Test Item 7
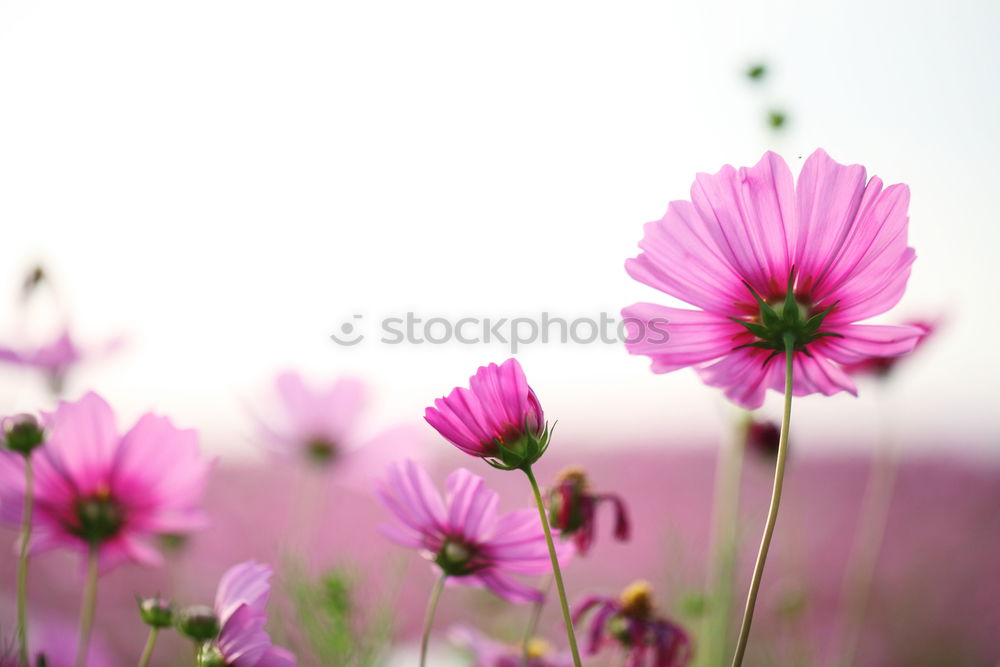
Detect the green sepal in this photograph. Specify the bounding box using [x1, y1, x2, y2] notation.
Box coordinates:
[482, 421, 553, 472]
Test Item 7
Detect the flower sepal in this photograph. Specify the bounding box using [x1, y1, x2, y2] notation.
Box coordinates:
[482, 420, 552, 472]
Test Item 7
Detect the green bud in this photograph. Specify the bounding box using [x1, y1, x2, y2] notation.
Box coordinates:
[3, 414, 45, 456]
[196, 644, 227, 667]
[177, 605, 220, 642]
[138, 596, 175, 628]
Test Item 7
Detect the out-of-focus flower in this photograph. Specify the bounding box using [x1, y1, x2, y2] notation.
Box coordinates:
[0, 614, 115, 667]
[256, 371, 365, 466]
[573, 581, 691, 667]
[425, 358, 549, 471]
[548, 467, 629, 555]
[0, 328, 122, 395]
[450, 625, 574, 667]
[0, 392, 211, 571]
[623, 149, 923, 409]
[191, 561, 296, 666]
[376, 459, 571, 603]
[840, 319, 936, 379]
[746, 419, 781, 459]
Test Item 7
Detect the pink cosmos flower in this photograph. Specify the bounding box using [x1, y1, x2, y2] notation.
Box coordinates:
[450, 625, 574, 667]
[573, 582, 691, 667]
[425, 359, 548, 470]
[840, 319, 936, 379]
[0, 328, 122, 396]
[623, 149, 924, 408]
[204, 561, 296, 667]
[0, 392, 211, 571]
[548, 467, 630, 555]
[376, 459, 571, 603]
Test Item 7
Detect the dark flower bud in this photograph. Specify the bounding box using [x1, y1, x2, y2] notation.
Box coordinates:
[3, 414, 45, 456]
[138, 595, 175, 628]
[747, 420, 781, 459]
[177, 605, 220, 642]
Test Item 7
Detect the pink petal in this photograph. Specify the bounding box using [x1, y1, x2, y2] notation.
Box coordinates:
[621, 303, 744, 372]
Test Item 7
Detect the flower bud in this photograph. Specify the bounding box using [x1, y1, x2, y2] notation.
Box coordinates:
[196, 644, 227, 667]
[3, 414, 45, 456]
[138, 595, 174, 628]
[177, 605, 220, 642]
[747, 420, 781, 459]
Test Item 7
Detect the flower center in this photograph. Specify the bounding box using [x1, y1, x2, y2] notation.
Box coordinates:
[620, 580, 654, 619]
[305, 438, 338, 465]
[525, 637, 553, 658]
[434, 538, 479, 576]
[72, 489, 125, 544]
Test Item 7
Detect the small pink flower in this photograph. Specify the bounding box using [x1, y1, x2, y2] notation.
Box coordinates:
[0, 328, 122, 395]
[573, 581, 691, 667]
[256, 371, 367, 466]
[376, 459, 571, 603]
[425, 359, 548, 470]
[548, 467, 630, 555]
[623, 149, 923, 408]
[209, 561, 296, 667]
[840, 319, 936, 378]
[450, 625, 574, 667]
[0, 392, 212, 571]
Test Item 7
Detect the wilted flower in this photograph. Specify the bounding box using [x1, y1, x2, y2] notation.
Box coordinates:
[450, 625, 574, 667]
[840, 319, 936, 379]
[573, 581, 691, 667]
[425, 358, 549, 470]
[191, 561, 296, 666]
[623, 149, 923, 409]
[548, 467, 629, 555]
[0, 392, 211, 570]
[376, 459, 571, 603]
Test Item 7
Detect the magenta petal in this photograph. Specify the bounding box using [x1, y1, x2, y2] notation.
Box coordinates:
[622, 303, 744, 372]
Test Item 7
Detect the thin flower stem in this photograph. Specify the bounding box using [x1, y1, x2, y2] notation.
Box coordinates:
[730, 339, 795, 667]
[419, 572, 447, 667]
[835, 386, 898, 667]
[524, 466, 582, 667]
[75, 545, 100, 667]
[701, 410, 751, 667]
[519, 575, 553, 667]
[136, 628, 159, 667]
[16, 456, 35, 667]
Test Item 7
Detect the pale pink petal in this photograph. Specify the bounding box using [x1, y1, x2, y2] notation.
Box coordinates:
[621, 303, 744, 372]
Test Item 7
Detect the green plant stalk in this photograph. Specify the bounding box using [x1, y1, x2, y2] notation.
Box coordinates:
[75, 545, 100, 667]
[524, 465, 582, 667]
[730, 338, 795, 667]
[136, 627, 159, 667]
[17, 457, 35, 667]
[418, 573, 446, 667]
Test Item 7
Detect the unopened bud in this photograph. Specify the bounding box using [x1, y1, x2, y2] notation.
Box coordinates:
[138, 595, 174, 628]
[3, 414, 45, 456]
[177, 605, 220, 642]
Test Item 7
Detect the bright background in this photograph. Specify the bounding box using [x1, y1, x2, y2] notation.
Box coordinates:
[0, 0, 998, 456]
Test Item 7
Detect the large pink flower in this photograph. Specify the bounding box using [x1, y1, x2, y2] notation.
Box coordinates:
[210, 561, 296, 667]
[376, 459, 571, 603]
[0, 392, 211, 571]
[425, 359, 547, 469]
[623, 149, 924, 408]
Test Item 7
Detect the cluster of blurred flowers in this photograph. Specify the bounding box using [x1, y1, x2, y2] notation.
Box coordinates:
[0, 147, 938, 667]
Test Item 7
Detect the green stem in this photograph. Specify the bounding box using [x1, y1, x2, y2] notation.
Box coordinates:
[700, 411, 750, 667]
[730, 339, 795, 667]
[835, 386, 898, 667]
[519, 575, 553, 667]
[524, 466, 582, 667]
[137, 628, 159, 667]
[419, 572, 447, 667]
[17, 457, 34, 667]
[75, 545, 100, 667]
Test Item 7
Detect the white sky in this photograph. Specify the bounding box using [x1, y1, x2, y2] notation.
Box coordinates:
[0, 0, 997, 457]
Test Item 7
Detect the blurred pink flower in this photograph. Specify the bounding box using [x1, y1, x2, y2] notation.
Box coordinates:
[425, 358, 548, 469]
[450, 625, 574, 667]
[840, 319, 936, 379]
[0, 392, 211, 571]
[548, 467, 629, 555]
[211, 561, 296, 667]
[376, 459, 571, 603]
[0, 613, 114, 667]
[623, 149, 923, 408]
[257, 371, 366, 465]
[0, 328, 122, 396]
[573, 581, 691, 667]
